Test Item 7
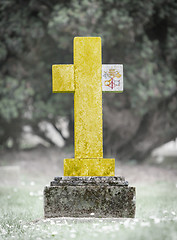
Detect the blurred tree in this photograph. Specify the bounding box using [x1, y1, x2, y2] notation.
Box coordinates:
[0, 0, 176, 161]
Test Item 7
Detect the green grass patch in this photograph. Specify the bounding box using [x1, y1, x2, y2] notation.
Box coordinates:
[0, 180, 177, 240]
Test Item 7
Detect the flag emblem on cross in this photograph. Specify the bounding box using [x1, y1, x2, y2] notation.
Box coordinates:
[102, 64, 123, 92]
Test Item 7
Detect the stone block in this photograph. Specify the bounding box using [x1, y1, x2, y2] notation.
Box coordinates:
[44, 176, 136, 218]
[64, 158, 115, 176]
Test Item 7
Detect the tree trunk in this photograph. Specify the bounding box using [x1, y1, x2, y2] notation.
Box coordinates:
[103, 90, 177, 161]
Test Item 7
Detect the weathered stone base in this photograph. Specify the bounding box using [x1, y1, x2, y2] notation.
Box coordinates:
[44, 177, 136, 218]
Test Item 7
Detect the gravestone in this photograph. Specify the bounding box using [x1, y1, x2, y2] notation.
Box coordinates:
[44, 37, 136, 218]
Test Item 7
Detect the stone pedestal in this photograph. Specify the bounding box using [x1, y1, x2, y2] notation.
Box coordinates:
[44, 176, 136, 218]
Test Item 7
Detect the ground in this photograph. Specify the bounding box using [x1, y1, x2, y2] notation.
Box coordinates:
[0, 147, 177, 240]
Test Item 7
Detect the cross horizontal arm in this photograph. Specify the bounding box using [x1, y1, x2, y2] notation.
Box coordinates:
[52, 64, 74, 93]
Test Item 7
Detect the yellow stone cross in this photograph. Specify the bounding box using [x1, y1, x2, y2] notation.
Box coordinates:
[52, 37, 123, 176]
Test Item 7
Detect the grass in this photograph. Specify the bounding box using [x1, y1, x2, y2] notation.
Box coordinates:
[0, 179, 177, 240]
[0, 147, 177, 239]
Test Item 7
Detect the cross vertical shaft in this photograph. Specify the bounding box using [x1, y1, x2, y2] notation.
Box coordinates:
[74, 37, 103, 158]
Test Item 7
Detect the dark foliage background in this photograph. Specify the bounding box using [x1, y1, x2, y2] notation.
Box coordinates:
[0, 0, 177, 161]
